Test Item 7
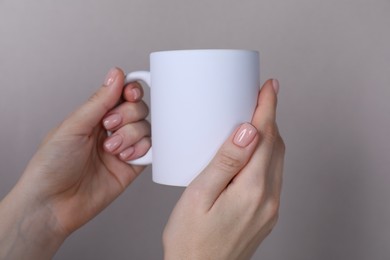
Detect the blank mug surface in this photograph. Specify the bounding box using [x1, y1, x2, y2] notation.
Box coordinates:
[128, 49, 259, 186]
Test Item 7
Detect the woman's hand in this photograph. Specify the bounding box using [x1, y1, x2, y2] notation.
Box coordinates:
[0, 68, 150, 259]
[163, 79, 285, 260]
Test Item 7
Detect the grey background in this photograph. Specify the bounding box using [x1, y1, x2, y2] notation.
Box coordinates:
[1, 0, 389, 259]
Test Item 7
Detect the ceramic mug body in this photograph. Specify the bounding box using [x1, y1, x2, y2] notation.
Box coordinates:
[127, 49, 259, 186]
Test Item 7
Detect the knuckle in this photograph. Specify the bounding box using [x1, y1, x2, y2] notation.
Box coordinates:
[122, 121, 151, 144]
[277, 136, 286, 155]
[135, 121, 150, 138]
[215, 148, 244, 172]
[267, 211, 279, 231]
[262, 121, 278, 144]
[141, 120, 151, 135]
[247, 190, 267, 207]
[120, 124, 138, 142]
[240, 183, 267, 212]
[88, 90, 110, 111]
[264, 197, 280, 222]
[272, 211, 280, 226]
[137, 119, 147, 128]
[127, 103, 138, 116]
[139, 137, 151, 148]
[144, 136, 152, 145]
[89, 90, 100, 101]
[130, 102, 149, 119]
[88, 91, 100, 104]
[132, 124, 142, 137]
[134, 137, 152, 156]
[140, 101, 149, 117]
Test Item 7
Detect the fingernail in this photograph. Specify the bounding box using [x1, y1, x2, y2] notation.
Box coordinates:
[103, 114, 122, 129]
[131, 88, 141, 101]
[104, 68, 118, 86]
[120, 147, 135, 161]
[233, 123, 257, 148]
[272, 79, 279, 94]
[104, 134, 122, 152]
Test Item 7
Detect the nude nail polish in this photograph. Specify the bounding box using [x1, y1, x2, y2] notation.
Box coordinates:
[104, 135, 122, 152]
[233, 123, 257, 147]
[103, 114, 122, 129]
[131, 88, 141, 101]
[104, 68, 117, 86]
[272, 79, 279, 94]
[120, 147, 135, 160]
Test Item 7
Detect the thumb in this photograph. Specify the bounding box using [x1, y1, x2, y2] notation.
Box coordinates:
[65, 68, 125, 134]
[188, 123, 259, 209]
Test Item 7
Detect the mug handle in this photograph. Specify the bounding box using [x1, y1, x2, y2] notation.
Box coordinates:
[122, 71, 153, 165]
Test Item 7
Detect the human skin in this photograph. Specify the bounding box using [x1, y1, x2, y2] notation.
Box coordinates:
[0, 68, 150, 259]
[0, 69, 284, 260]
[163, 79, 285, 260]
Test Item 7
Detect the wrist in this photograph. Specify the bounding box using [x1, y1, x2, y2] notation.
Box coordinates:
[0, 183, 66, 259]
[164, 247, 203, 260]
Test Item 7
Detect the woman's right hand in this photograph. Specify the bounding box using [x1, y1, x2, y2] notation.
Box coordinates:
[163, 79, 285, 260]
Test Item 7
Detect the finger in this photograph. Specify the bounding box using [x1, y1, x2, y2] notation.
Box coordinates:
[252, 79, 278, 128]
[99, 147, 143, 191]
[64, 68, 125, 134]
[234, 79, 280, 188]
[103, 120, 151, 154]
[123, 82, 144, 102]
[267, 129, 285, 197]
[102, 101, 149, 131]
[125, 137, 151, 176]
[187, 123, 259, 210]
[120, 136, 151, 161]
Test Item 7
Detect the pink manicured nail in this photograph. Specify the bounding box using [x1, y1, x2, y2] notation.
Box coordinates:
[103, 114, 122, 129]
[272, 79, 279, 94]
[104, 135, 122, 152]
[120, 147, 135, 161]
[131, 88, 141, 101]
[233, 123, 257, 148]
[104, 68, 118, 86]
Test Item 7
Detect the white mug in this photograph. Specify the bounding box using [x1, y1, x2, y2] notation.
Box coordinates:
[127, 49, 259, 186]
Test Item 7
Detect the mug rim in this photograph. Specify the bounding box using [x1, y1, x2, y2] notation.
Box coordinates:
[151, 49, 259, 56]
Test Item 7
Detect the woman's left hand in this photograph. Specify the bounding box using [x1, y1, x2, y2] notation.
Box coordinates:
[0, 68, 150, 259]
